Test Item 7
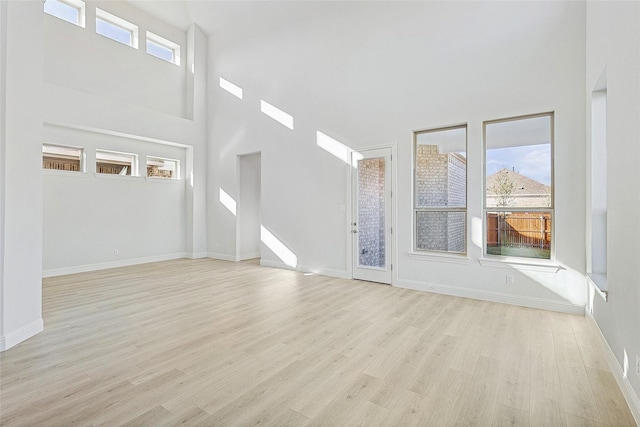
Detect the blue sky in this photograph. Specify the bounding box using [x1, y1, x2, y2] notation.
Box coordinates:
[486, 144, 551, 186]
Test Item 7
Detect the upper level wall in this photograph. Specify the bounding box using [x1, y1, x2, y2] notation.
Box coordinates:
[44, 0, 188, 118]
[586, 0, 640, 412]
[207, 1, 587, 310]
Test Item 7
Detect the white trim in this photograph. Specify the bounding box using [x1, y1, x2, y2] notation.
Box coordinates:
[95, 7, 139, 49]
[186, 252, 208, 259]
[43, 122, 189, 149]
[260, 258, 297, 271]
[0, 318, 44, 352]
[42, 253, 187, 277]
[146, 31, 180, 66]
[237, 252, 260, 261]
[397, 278, 584, 315]
[586, 313, 640, 425]
[298, 264, 349, 280]
[207, 252, 239, 262]
[409, 252, 470, 265]
[42, 169, 88, 177]
[478, 257, 563, 273]
[587, 273, 608, 301]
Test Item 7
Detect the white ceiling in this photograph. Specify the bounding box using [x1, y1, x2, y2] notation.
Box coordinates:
[127, 1, 312, 36]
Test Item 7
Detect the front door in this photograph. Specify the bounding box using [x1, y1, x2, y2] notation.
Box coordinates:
[352, 147, 392, 284]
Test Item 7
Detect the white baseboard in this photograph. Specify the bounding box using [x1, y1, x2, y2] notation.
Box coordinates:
[258, 259, 349, 279]
[207, 252, 239, 262]
[186, 252, 208, 259]
[586, 313, 640, 425]
[260, 258, 297, 271]
[238, 252, 260, 261]
[0, 318, 44, 352]
[298, 264, 349, 279]
[42, 253, 187, 277]
[397, 278, 585, 315]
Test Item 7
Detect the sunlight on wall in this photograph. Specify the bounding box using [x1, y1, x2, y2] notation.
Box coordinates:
[316, 131, 349, 164]
[260, 100, 294, 130]
[261, 225, 298, 268]
[219, 188, 237, 216]
[219, 77, 243, 100]
[623, 349, 629, 379]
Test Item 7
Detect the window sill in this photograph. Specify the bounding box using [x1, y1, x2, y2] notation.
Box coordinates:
[408, 252, 470, 265]
[478, 257, 563, 273]
[588, 273, 608, 302]
[145, 176, 181, 183]
[43, 169, 87, 177]
[94, 173, 142, 181]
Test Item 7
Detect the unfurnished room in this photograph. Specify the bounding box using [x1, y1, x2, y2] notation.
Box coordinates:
[0, 0, 639, 425]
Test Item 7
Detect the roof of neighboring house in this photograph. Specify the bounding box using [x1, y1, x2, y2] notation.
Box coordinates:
[486, 168, 550, 195]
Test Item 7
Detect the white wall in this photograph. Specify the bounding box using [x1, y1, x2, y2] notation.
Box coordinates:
[44, 0, 187, 117]
[237, 152, 261, 260]
[1, 1, 208, 350]
[586, 0, 640, 415]
[208, 1, 587, 310]
[41, 1, 209, 268]
[0, 1, 44, 350]
[42, 125, 187, 275]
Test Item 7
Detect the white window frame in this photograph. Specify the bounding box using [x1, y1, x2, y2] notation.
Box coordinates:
[146, 156, 180, 180]
[43, 143, 85, 172]
[146, 31, 181, 66]
[96, 149, 138, 176]
[44, 0, 86, 28]
[483, 112, 555, 261]
[95, 8, 139, 49]
[413, 124, 468, 255]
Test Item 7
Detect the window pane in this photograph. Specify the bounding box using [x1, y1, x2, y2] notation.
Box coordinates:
[43, 144, 82, 172]
[44, 0, 80, 25]
[485, 115, 551, 208]
[96, 150, 135, 175]
[416, 211, 466, 253]
[147, 157, 178, 179]
[358, 157, 385, 268]
[486, 211, 551, 259]
[97, 18, 132, 46]
[147, 39, 174, 63]
[415, 127, 466, 208]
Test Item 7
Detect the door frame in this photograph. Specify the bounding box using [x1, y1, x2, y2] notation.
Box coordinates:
[346, 143, 397, 285]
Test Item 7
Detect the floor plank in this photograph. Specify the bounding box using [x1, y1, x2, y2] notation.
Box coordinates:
[0, 258, 635, 426]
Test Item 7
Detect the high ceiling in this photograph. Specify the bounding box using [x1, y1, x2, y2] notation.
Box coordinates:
[127, 1, 315, 36]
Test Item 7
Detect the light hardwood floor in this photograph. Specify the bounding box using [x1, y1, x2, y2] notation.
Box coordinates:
[0, 258, 636, 426]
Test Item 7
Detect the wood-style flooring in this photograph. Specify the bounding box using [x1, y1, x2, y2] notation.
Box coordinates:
[0, 258, 636, 426]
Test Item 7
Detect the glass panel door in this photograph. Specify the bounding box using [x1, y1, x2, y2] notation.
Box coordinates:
[352, 148, 392, 284]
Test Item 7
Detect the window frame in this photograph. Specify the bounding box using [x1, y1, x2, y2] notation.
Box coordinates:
[42, 143, 85, 173]
[146, 156, 180, 180]
[413, 124, 468, 255]
[95, 8, 139, 49]
[95, 149, 138, 176]
[482, 112, 555, 261]
[146, 31, 181, 66]
[43, 0, 86, 28]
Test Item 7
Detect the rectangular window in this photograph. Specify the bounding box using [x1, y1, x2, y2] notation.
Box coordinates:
[96, 150, 137, 176]
[146, 32, 180, 66]
[146, 156, 179, 179]
[44, 0, 85, 27]
[96, 8, 138, 48]
[484, 113, 553, 260]
[43, 144, 84, 172]
[414, 125, 467, 254]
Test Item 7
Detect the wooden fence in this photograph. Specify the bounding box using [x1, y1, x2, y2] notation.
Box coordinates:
[487, 212, 551, 249]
